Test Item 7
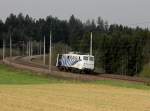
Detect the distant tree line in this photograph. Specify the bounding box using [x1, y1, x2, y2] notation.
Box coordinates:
[0, 13, 150, 76]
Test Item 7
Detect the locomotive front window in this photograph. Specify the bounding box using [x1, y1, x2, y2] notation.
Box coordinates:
[83, 56, 88, 60]
[90, 57, 94, 61]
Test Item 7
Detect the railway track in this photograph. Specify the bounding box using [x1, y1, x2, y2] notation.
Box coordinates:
[3, 56, 150, 84]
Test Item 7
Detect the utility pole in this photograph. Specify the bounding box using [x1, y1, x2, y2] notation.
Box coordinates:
[29, 40, 31, 57]
[49, 31, 52, 72]
[22, 41, 24, 56]
[31, 40, 33, 57]
[122, 56, 124, 75]
[28, 41, 30, 56]
[90, 32, 93, 55]
[40, 40, 42, 56]
[43, 36, 46, 65]
[3, 39, 5, 61]
[10, 34, 12, 58]
[26, 42, 29, 56]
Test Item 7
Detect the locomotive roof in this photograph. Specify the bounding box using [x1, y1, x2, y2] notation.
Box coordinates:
[61, 53, 94, 57]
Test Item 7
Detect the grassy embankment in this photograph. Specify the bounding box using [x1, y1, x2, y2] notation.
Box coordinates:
[0, 64, 72, 84]
[0, 64, 150, 90]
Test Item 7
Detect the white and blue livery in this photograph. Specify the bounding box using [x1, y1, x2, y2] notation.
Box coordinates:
[56, 52, 94, 73]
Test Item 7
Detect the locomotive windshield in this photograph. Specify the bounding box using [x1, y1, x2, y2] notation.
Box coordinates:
[90, 57, 94, 61]
[83, 56, 94, 61]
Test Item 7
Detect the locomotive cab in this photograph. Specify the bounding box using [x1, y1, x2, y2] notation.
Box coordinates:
[82, 55, 94, 71]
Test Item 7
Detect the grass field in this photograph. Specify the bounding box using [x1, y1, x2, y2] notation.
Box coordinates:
[0, 84, 150, 111]
[0, 64, 150, 111]
[0, 64, 72, 84]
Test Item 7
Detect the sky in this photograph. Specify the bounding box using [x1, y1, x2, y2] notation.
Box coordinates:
[0, 0, 150, 28]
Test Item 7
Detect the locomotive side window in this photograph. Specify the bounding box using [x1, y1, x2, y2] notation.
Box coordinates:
[58, 54, 62, 66]
[59, 55, 62, 59]
[83, 56, 88, 60]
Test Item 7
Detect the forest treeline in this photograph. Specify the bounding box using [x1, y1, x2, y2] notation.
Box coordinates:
[0, 13, 150, 76]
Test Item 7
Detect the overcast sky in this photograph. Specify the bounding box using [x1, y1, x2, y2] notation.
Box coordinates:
[0, 0, 150, 28]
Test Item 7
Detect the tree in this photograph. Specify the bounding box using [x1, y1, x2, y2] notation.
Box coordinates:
[0, 13, 150, 76]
